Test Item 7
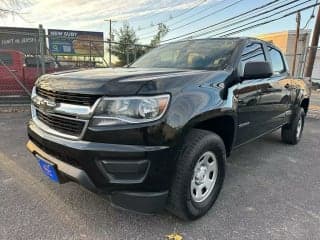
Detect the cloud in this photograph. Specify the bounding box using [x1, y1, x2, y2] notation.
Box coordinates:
[1, 0, 214, 31]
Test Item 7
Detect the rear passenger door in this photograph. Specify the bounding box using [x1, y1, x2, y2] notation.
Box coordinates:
[253, 45, 291, 133]
[235, 42, 266, 145]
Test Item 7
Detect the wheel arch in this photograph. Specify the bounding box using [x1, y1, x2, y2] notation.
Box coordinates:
[300, 98, 310, 114]
[184, 112, 237, 157]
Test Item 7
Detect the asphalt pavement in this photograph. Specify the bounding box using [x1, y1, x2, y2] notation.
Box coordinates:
[0, 105, 320, 239]
[311, 91, 320, 106]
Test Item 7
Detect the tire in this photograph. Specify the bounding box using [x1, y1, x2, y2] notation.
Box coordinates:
[167, 129, 226, 220]
[281, 107, 305, 145]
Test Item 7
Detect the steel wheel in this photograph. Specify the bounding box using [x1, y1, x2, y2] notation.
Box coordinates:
[168, 129, 226, 220]
[190, 151, 218, 203]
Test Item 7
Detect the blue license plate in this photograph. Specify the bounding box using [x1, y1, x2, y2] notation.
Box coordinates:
[37, 156, 60, 183]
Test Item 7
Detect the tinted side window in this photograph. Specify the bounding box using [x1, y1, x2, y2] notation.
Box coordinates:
[268, 47, 285, 74]
[0, 53, 13, 66]
[241, 43, 266, 64]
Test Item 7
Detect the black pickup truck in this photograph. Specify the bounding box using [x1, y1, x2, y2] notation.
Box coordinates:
[27, 38, 310, 220]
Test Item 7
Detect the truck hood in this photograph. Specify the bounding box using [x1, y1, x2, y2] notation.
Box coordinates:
[36, 68, 229, 96]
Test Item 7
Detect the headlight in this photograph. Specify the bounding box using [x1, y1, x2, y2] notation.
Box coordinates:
[90, 94, 170, 126]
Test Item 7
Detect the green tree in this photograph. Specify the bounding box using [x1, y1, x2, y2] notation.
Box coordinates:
[113, 22, 141, 66]
[150, 23, 169, 47]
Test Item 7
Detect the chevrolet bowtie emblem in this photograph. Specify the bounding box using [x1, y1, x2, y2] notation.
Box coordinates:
[32, 96, 57, 112]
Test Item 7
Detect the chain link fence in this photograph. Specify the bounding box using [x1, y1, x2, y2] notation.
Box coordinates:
[284, 46, 320, 88]
[283, 46, 319, 79]
[0, 27, 153, 101]
[46, 38, 152, 69]
[0, 29, 41, 98]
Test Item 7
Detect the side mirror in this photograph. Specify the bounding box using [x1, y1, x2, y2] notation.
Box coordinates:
[242, 61, 273, 80]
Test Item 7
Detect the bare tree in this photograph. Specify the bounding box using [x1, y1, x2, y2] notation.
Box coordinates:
[0, 0, 30, 18]
[150, 23, 169, 47]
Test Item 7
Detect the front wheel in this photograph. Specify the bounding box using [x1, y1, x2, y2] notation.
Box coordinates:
[281, 107, 305, 145]
[167, 129, 226, 220]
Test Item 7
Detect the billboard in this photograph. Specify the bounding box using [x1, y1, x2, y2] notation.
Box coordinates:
[0, 27, 45, 55]
[48, 29, 104, 57]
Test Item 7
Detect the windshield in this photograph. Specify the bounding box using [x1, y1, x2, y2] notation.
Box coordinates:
[131, 39, 239, 70]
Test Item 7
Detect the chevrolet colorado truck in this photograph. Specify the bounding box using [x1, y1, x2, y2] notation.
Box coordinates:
[27, 38, 310, 220]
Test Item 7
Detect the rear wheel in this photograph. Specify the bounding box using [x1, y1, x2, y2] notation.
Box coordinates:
[167, 129, 226, 220]
[281, 107, 305, 145]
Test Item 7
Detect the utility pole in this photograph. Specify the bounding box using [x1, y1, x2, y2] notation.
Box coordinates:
[305, 6, 320, 78]
[105, 19, 116, 68]
[89, 40, 92, 67]
[109, 19, 112, 68]
[292, 11, 301, 76]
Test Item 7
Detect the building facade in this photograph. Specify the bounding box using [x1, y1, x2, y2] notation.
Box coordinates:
[257, 30, 320, 81]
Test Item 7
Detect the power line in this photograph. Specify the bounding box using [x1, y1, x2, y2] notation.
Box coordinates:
[159, 0, 282, 43]
[157, 0, 207, 25]
[140, 0, 246, 40]
[136, 0, 206, 34]
[133, 5, 176, 31]
[165, 0, 226, 28]
[141, 0, 319, 45]
[218, 1, 320, 37]
[169, 0, 246, 32]
[138, 0, 226, 39]
[190, 0, 289, 38]
[211, 0, 311, 37]
[169, 0, 309, 40]
[198, 0, 308, 38]
[303, 0, 318, 29]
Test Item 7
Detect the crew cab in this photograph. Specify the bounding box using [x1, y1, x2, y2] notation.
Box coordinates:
[0, 49, 56, 95]
[27, 38, 310, 220]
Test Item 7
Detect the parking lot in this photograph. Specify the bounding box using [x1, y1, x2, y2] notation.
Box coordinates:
[1, 99, 320, 240]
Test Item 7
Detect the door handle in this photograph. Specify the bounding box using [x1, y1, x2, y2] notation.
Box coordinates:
[10, 70, 17, 73]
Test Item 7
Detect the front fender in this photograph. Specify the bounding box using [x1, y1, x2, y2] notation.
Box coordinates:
[164, 85, 237, 148]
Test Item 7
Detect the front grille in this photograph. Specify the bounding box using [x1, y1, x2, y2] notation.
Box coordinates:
[36, 110, 85, 137]
[36, 87, 99, 106]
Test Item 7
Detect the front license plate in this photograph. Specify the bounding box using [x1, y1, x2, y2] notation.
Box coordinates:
[37, 156, 60, 183]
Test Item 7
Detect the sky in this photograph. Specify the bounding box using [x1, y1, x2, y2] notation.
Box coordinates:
[0, 0, 319, 44]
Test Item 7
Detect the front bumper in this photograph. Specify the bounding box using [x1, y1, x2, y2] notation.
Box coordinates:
[27, 120, 177, 213]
